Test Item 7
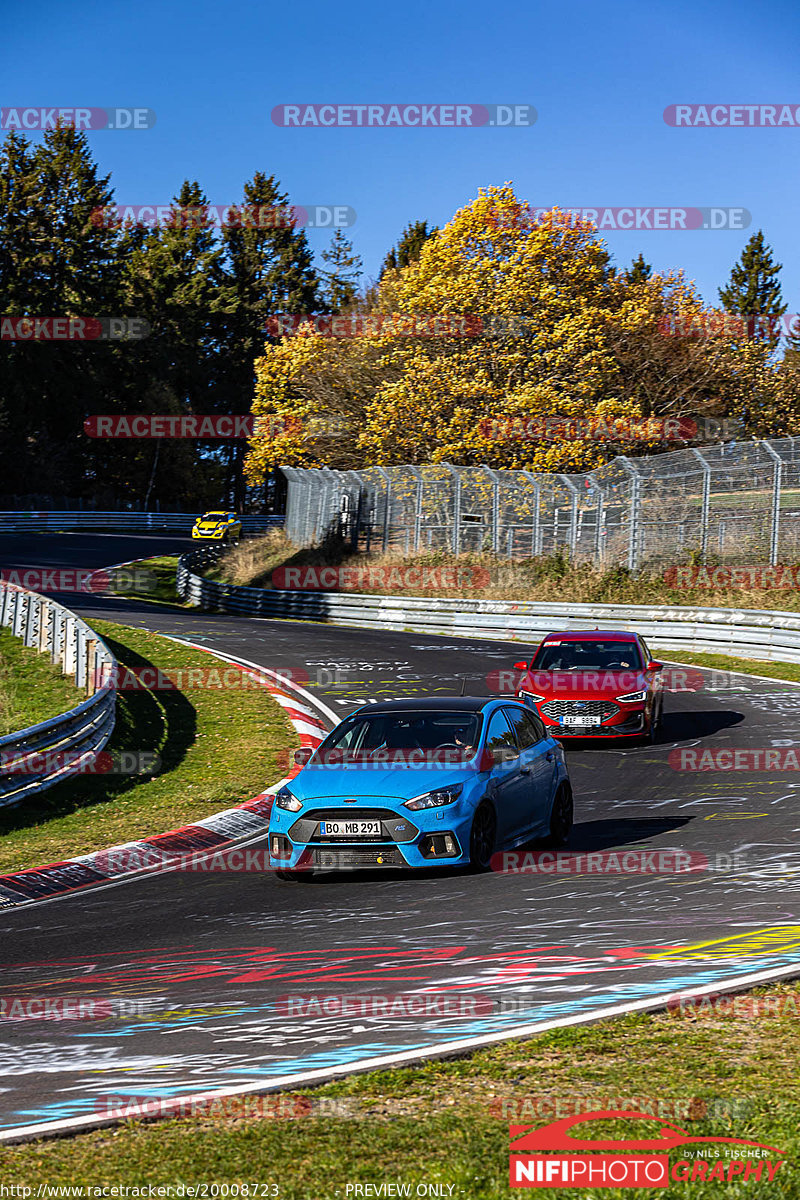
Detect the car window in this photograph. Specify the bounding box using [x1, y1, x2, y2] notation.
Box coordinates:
[532, 639, 642, 670]
[318, 711, 483, 758]
[505, 706, 546, 746]
[484, 708, 517, 753]
[503, 707, 535, 748]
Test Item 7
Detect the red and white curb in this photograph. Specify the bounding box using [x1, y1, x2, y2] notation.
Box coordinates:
[0, 639, 333, 907]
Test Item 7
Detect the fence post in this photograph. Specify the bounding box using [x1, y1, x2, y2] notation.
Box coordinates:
[618, 457, 641, 571]
[375, 467, 391, 553]
[521, 471, 542, 557]
[443, 463, 462, 554]
[483, 466, 502, 554]
[762, 441, 783, 566]
[691, 448, 711, 560]
[38, 600, 50, 653]
[23, 594, 37, 647]
[409, 467, 424, 552]
[558, 474, 579, 557]
[586, 472, 605, 560]
[85, 638, 98, 696]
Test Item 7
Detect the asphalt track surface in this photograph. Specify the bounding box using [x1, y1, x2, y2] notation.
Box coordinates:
[1, 533, 800, 1136]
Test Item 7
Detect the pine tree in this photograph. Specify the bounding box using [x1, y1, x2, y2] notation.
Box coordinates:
[0, 125, 124, 497]
[624, 253, 652, 284]
[380, 220, 438, 276]
[119, 179, 226, 508]
[320, 229, 362, 312]
[719, 230, 786, 343]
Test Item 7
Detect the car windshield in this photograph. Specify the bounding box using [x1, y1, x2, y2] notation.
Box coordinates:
[203, 512, 228, 520]
[313, 710, 483, 765]
[531, 639, 642, 670]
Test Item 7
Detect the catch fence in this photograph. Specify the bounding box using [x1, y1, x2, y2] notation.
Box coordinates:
[282, 439, 800, 569]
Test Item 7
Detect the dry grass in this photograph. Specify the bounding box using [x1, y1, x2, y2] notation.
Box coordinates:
[213, 534, 800, 610]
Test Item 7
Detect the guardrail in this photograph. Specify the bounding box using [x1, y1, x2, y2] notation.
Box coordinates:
[178, 546, 800, 666]
[0, 512, 283, 535]
[0, 585, 116, 808]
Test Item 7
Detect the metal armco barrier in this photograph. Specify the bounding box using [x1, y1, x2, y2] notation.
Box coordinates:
[0, 512, 283, 535]
[0, 585, 116, 807]
[177, 547, 800, 666]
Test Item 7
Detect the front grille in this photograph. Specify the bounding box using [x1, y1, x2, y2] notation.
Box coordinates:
[289, 809, 418, 844]
[541, 700, 619, 720]
[310, 846, 406, 869]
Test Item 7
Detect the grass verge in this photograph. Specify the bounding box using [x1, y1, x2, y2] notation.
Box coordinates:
[110, 555, 185, 606]
[1, 981, 799, 1195]
[0, 619, 296, 872]
[0, 625, 82, 736]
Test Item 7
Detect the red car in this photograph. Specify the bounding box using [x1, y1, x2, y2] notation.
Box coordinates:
[512, 630, 664, 742]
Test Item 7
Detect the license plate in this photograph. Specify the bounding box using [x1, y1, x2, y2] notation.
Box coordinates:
[319, 820, 382, 837]
[561, 714, 602, 727]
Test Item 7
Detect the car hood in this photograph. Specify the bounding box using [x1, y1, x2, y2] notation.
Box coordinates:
[520, 669, 648, 700]
[289, 764, 472, 802]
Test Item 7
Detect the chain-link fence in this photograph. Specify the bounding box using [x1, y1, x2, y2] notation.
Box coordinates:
[282, 438, 800, 569]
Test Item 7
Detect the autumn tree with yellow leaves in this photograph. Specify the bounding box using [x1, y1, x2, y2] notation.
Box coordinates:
[245, 185, 800, 483]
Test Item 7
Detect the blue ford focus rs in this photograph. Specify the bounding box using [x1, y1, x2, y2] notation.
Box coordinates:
[267, 697, 573, 876]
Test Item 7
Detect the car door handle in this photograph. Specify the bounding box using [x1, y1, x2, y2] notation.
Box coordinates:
[545, 751, 554, 762]
[520, 765, 532, 775]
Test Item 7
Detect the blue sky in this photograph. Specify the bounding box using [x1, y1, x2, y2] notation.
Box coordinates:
[3, 0, 799, 305]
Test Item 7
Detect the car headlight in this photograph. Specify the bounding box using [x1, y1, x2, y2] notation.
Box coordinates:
[404, 783, 463, 811]
[616, 689, 648, 703]
[276, 786, 302, 811]
[519, 690, 546, 702]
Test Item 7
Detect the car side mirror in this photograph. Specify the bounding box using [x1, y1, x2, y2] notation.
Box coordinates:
[513, 661, 528, 671]
[647, 661, 663, 672]
[293, 746, 314, 766]
[493, 744, 520, 765]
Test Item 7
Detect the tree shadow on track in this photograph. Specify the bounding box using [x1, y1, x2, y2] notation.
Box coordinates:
[563, 709, 744, 751]
[563, 815, 692, 853]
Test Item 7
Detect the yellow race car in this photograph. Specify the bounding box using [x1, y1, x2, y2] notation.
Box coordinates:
[191, 511, 242, 542]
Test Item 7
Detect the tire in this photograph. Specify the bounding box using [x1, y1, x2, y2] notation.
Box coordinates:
[543, 782, 573, 848]
[468, 803, 497, 871]
[644, 701, 662, 745]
